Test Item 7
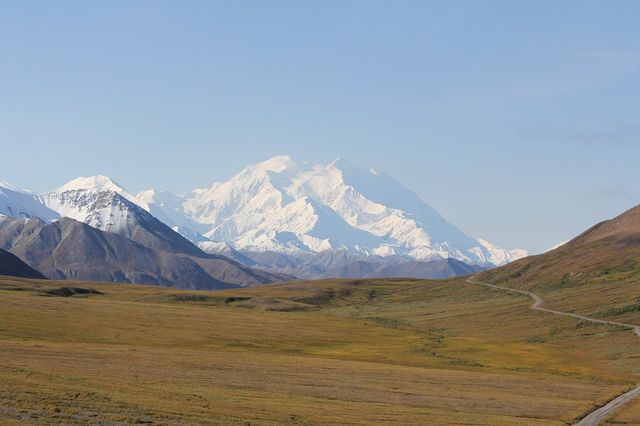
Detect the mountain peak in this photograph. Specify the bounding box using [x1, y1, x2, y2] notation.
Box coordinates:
[325, 157, 375, 177]
[0, 180, 16, 191]
[253, 155, 298, 173]
[55, 175, 127, 194]
[327, 157, 352, 169]
[180, 157, 526, 266]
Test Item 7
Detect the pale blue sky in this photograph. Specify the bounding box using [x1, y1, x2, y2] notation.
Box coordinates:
[1, 0, 639, 253]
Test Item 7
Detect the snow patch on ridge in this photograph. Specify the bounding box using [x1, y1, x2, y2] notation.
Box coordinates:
[0, 181, 60, 222]
[546, 240, 569, 252]
[43, 189, 143, 238]
[0, 180, 17, 191]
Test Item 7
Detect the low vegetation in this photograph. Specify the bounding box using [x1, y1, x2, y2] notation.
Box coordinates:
[0, 274, 639, 424]
[481, 206, 640, 330]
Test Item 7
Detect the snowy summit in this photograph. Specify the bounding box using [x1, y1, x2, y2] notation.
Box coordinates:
[174, 156, 526, 266]
[0, 158, 527, 267]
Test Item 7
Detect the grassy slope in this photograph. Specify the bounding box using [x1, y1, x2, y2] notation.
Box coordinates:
[0, 275, 639, 425]
[479, 209, 640, 328]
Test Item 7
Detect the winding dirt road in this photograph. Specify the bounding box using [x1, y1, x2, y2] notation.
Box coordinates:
[467, 277, 640, 425]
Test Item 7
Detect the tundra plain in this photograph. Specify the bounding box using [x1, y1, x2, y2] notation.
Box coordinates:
[0, 275, 639, 425]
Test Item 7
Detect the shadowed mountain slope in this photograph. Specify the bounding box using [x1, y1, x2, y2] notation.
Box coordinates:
[0, 247, 46, 279]
[0, 217, 235, 290]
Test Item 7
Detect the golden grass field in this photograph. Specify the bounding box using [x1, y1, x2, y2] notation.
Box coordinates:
[0, 275, 639, 425]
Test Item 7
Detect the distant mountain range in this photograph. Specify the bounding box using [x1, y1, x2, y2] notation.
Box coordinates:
[0, 180, 286, 288]
[0, 216, 285, 289]
[0, 156, 527, 285]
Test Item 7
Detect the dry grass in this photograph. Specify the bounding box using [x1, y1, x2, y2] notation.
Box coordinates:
[0, 275, 639, 424]
[609, 394, 640, 424]
[480, 221, 640, 328]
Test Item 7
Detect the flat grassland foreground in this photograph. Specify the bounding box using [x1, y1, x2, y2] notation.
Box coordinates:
[0, 275, 639, 425]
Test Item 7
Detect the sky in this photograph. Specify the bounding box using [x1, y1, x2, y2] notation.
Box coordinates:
[1, 0, 639, 254]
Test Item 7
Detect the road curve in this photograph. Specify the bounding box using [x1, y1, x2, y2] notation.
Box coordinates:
[466, 278, 640, 337]
[466, 277, 640, 425]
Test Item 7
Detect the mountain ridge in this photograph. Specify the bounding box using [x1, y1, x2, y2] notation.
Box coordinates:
[480, 203, 640, 293]
[1, 157, 527, 281]
[169, 156, 525, 266]
[0, 216, 281, 289]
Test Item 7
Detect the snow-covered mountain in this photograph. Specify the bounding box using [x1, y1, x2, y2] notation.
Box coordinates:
[0, 181, 59, 222]
[135, 189, 209, 240]
[167, 156, 526, 266]
[0, 175, 287, 287]
[55, 175, 134, 197]
[2, 157, 526, 279]
[41, 176, 207, 257]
